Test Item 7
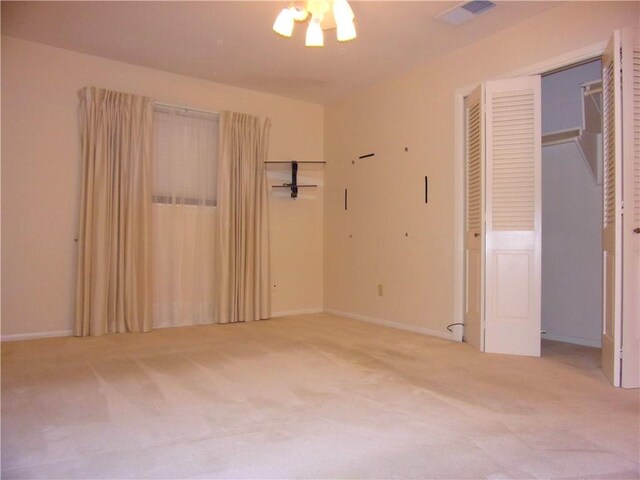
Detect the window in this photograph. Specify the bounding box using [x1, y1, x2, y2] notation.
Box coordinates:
[151, 104, 219, 328]
[153, 105, 219, 206]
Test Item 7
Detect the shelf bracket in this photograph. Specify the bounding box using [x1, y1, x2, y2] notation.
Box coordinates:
[265, 160, 325, 198]
[290, 161, 299, 198]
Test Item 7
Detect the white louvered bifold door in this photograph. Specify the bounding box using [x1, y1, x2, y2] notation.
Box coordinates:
[464, 85, 484, 351]
[484, 76, 541, 357]
[621, 29, 640, 389]
[602, 31, 623, 386]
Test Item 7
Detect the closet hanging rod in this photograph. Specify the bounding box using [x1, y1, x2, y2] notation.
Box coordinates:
[541, 128, 582, 147]
[154, 101, 219, 117]
[583, 86, 603, 96]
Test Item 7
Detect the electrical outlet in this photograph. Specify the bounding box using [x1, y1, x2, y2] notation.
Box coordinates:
[378, 284, 383, 297]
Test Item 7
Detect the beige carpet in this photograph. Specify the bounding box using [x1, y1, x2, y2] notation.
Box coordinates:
[2, 313, 639, 479]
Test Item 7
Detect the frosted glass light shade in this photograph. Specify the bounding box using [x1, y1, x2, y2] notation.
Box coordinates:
[305, 18, 324, 47]
[333, 0, 354, 24]
[337, 19, 356, 42]
[273, 8, 294, 37]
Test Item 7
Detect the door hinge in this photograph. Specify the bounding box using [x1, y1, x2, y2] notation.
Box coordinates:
[619, 348, 623, 359]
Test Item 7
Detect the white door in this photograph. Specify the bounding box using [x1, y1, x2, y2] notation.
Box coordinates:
[464, 86, 485, 350]
[602, 31, 624, 386]
[620, 29, 640, 388]
[463, 76, 542, 356]
[484, 76, 542, 356]
[602, 29, 640, 388]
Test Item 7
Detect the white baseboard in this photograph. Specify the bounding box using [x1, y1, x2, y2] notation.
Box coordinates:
[1, 310, 454, 343]
[154, 321, 212, 330]
[271, 308, 324, 318]
[1, 329, 73, 342]
[1, 312, 325, 341]
[324, 309, 455, 342]
[542, 332, 601, 348]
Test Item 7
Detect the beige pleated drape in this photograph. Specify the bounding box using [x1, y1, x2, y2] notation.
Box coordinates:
[215, 112, 271, 324]
[75, 87, 153, 336]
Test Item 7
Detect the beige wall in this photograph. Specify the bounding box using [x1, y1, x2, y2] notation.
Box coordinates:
[1, 36, 324, 337]
[323, 2, 638, 337]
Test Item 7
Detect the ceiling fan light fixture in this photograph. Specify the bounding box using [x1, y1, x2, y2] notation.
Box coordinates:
[274, 0, 355, 46]
[305, 17, 324, 47]
[273, 7, 295, 37]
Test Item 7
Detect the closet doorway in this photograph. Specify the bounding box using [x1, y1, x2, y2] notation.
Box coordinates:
[458, 29, 639, 387]
[541, 60, 603, 352]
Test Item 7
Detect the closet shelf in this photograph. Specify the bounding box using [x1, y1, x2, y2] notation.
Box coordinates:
[541, 79, 603, 185]
[542, 128, 602, 185]
[542, 128, 582, 147]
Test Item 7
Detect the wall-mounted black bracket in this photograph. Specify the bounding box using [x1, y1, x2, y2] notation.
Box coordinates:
[265, 161, 326, 198]
[425, 176, 428, 204]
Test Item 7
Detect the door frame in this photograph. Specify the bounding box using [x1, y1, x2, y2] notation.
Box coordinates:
[453, 40, 608, 345]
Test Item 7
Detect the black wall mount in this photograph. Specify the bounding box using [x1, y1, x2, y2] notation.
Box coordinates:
[265, 161, 326, 198]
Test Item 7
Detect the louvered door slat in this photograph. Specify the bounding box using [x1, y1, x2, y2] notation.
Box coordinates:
[603, 59, 617, 227]
[466, 102, 482, 231]
[490, 86, 535, 231]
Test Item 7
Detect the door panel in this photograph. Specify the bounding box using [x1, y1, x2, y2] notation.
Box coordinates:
[484, 76, 541, 357]
[602, 31, 623, 386]
[464, 86, 484, 350]
[495, 251, 531, 319]
[621, 29, 640, 388]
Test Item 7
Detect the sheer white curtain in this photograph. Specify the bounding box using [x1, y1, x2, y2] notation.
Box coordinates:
[152, 105, 218, 328]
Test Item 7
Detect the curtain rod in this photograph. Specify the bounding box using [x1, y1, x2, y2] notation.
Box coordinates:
[154, 101, 219, 117]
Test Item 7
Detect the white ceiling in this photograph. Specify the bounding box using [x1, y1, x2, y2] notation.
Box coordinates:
[1, 1, 560, 104]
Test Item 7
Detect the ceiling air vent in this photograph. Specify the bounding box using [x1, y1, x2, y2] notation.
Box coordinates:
[437, 1, 496, 26]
